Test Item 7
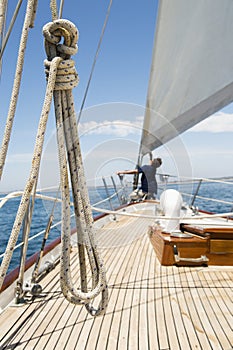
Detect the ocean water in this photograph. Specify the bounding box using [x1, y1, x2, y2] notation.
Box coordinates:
[0, 181, 232, 274]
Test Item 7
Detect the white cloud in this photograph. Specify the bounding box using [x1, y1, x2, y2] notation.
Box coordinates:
[78, 116, 143, 137]
[78, 111, 233, 136]
[189, 112, 233, 132]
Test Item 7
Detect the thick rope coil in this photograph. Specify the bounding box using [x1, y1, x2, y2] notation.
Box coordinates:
[43, 19, 108, 316]
[44, 59, 79, 90]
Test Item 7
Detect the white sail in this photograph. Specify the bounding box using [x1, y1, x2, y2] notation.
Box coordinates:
[140, 0, 233, 155]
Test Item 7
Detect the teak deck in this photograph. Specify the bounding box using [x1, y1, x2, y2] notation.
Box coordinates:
[0, 202, 232, 349]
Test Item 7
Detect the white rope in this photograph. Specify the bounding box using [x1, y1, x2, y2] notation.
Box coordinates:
[180, 191, 233, 206]
[0, 5, 108, 313]
[0, 0, 38, 179]
[0, 0, 7, 39]
[0, 191, 65, 209]
[43, 19, 108, 316]
[192, 177, 233, 186]
[0, 48, 61, 292]
[91, 205, 233, 221]
[166, 176, 233, 186]
[50, 0, 58, 21]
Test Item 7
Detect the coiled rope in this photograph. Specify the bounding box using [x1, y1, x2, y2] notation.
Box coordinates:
[43, 19, 108, 316]
[0, 10, 107, 315]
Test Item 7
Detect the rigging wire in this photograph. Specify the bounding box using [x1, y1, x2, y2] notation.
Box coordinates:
[77, 0, 113, 124]
[0, 0, 39, 180]
[0, 0, 7, 77]
[58, 0, 64, 19]
[0, 0, 25, 62]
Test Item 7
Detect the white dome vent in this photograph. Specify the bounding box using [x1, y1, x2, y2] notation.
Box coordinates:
[160, 189, 183, 233]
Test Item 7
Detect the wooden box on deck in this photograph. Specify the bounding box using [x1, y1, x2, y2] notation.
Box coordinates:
[148, 225, 233, 266]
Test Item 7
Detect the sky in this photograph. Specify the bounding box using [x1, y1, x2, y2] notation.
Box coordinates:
[0, 0, 232, 192]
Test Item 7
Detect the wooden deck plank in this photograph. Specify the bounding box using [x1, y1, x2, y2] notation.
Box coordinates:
[173, 267, 201, 349]
[117, 235, 148, 349]
[0, 263, 63, 345]
[0, 202, 232, 350]
[13, 255, 80, 349]
[154, 264, 170, 350]
[83, 239, 135, 349]
[121, 237, 146, 350]
[198, 269, 233, 350]
[1, 292, 56, 347]
[161, 266, 181, 350]
[101, 245, 135, 348]
[147, 251, 160, 350]
[138, 236, 153, 350]
[101, 242, 140, 350]
[178, 267, 208, 349]
[34, 299, 76, 349]
[184, 290, 210, 349]
[198, 269, 233, 348]
[12, 288, 63, 348]
[215, 271, 233, 329]
[51, 303, 78, 350]
[190, 269, 225, 349]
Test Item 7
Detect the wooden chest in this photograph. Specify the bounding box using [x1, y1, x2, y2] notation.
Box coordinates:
[148, 224, 233, 266]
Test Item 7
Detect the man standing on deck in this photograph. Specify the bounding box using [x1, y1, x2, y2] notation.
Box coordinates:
[117, 157, 162, 200]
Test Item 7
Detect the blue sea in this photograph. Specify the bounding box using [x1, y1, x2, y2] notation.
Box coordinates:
[0, 181, 232, 274]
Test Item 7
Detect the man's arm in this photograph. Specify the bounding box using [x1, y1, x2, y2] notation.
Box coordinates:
[116, 169, 138, 175]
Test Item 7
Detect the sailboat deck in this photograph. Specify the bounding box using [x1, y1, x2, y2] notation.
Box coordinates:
[0, 203, 232, 350]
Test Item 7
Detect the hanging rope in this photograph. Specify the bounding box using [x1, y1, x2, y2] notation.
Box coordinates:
[0, 0, 7, 41]
[0, 0, 38, 180]
[0, 56, 62, 292]
[43, 19, 108, 316]
[15, 182, 38, 301]
[50, 0, 58, 21]
[49, 0, 64, 21]
[0, 0, 108, 316]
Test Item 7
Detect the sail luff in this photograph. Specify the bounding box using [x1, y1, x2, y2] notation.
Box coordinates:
[140, 0, 233, 156]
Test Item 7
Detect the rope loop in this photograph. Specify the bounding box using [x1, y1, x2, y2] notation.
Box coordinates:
[43, 19, 79, 60]
[43, 19, 79, 91]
